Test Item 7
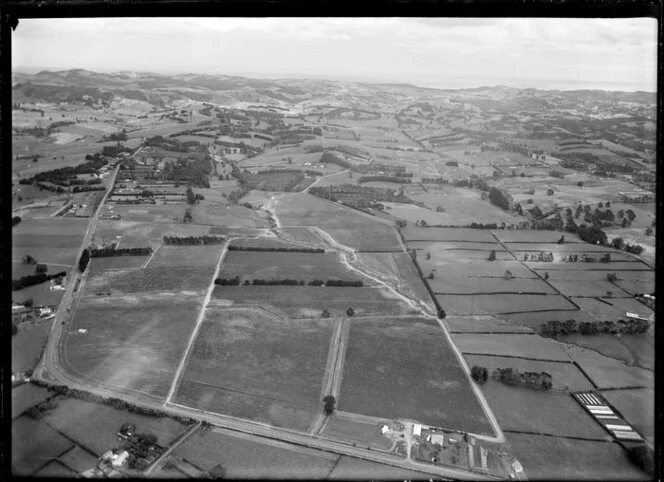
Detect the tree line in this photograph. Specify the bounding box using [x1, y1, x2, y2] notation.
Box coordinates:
[228, 245, 324, 253]
[492, 367, 553, 390]
[19, 156, 108, 185]
[12, 271, 67, 291]
[163, 235, 225, 245]
[28, 380, 196, 425]
[540, 318, 649, 337]
[90, 247, 153, 257]
[357, 175, 412, 184]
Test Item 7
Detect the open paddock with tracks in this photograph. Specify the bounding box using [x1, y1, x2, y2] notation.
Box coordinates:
[410, 247, 515, 261]
[505, 242, 623, 254]
[84, 266, 215, 296]
[229, 236, 315, 251]
[146, 245, 224, 269]
[504, 432, 648, 480]
[435, 293, 577, 316]
[63, 293, 204, 398]
[12, 217, 89, 266]
[451, 333, 570, 361]
[401, 226, 498, 243]
[274, 193, 403, 252]
[190, 204, 268, 228]
[218, 250, 366, 284]
[171, 427, 339, 479]
[173, 308, 332, 431]
[41, 396, 189, 456]
[410, 240, 506, 252]
[354, 252, 434, 307]
[339, 317, 494, 436]
[613, 271, 655, 295]
[275, 227, 330, 249]
[209, 285, 417, 319]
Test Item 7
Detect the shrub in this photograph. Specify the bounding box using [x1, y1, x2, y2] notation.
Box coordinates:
[471, 366, 489, 384]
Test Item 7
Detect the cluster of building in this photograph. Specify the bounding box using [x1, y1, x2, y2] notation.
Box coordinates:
[411, 424, 526, 480]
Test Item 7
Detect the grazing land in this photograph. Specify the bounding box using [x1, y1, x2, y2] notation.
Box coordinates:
[12, 416, 75, 475]
[12, 384, 54, 419]
[436, 293, 577, 315]
[64, 294, 204, 398]
[174, 308, 332, 431]
[451, 333, 570, 360]
[602, 389, 654, 442]
[504, 433, 648, 480]
[273, 192, 403, 251]
[210, 285, 416, 319]
[171, 427, 339, 479]
[339, 317, 494, 435]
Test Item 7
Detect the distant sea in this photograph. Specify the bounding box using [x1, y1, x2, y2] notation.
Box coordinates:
[416, 77, 656, 93]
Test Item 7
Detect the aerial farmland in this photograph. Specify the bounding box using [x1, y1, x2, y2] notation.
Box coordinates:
[11, 19, 656, 479]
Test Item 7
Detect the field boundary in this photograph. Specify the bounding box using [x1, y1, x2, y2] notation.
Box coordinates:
[461, 353, 573, 363]
[503, 429, 612, 442]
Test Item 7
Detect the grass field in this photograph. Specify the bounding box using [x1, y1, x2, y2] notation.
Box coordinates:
[492, 230, 584, 244]
[431, 277, 556, 295]
[500, 310, 597, 330]
[451, 333, 570, 361]
[42, 396, 188, 456]
[504, 432, 648, 480]
[84, 266, 215, 295]
[435, 293, 577, 315]
[11, 280, 65, 306]
[463, 355, 594, 392]
[13, 218, 88, 266]
[558, 334, 653, 372]
[58, 445, 99, 474]
[12, 323, 50, 373]
[12, 384, 53, 419]
[210, 285, 416, 318]
[274, 192, 403, 252]
[328, 455, 431, 480]
[146, 245, 224, 269]
[275, 227, 329, 249]
[415, 256, 536, 279]
[12, 416, 74, 475]
[172, 427, 338, 479]
[64, 293, 203, 398]
[444, 315, 535, 334]
[323, 413, 393, 451]
[218, 251, 366, 283]
[401, 226, 498, 243]
[33, 460, 78, 478]
[174, 308, 331, 431]
[602, 389, 654, 442]
[547, 279, 631, 298]
[93, 220, 211, 247]
[573, 297, 653, 321]
[480, 382, 609, 439]
[229, 236, 313, 250]
[563, 345, 654, 389]
[339, 317, 494, 436]
[88, 255, 151, 271]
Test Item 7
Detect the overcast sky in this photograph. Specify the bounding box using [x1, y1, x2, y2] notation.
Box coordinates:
[12, 17, 657, 91]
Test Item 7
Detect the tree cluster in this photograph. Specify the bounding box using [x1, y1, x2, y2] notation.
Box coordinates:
[12, 216, 21, 227]
[492, 368, 552, 390]
[488, 187, 511, 211]
[72, 185, 105, 193]
[12, 271, 66, 291]
[79, 248, 90, 272]
[215, 276, 241, 286]
[320, 151, 353, 169]
[471, 366, 489, 384]
[22, 156, 108, 184]
[228, 246, 324, 253]
[540, 318, 649, 337]
[163, 235, 225, 245]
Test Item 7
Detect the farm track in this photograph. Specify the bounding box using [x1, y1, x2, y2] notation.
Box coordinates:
[164, 240, 232, 404]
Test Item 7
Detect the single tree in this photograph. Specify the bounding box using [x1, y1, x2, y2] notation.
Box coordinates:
[544, 272, 549, 280]
[186, 187, 196, 204]
[425, 252, 431, 261]
[183, 207, 193, 223]
[607, 272, 618, 282]
[35, 263, 48, 274]
[346, 307, 355, 317]
[209, 464, 227, 479]
[612, 237, 625, 250]
[321, 308, 330, 319]
[323, 395, 336, 414]
[24, 254, 37, 265]
[557, 235, 565, 244]
[488, 250, 496, 261]
[23, 298, 34, 308]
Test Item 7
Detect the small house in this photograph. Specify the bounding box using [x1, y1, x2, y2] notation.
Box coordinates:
[412, 424, 422, 436]
[430, 433, 445, 446]
[111, 450, 129, 467]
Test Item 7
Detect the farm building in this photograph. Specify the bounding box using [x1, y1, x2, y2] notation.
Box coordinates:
[412, 424, 422, 436]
